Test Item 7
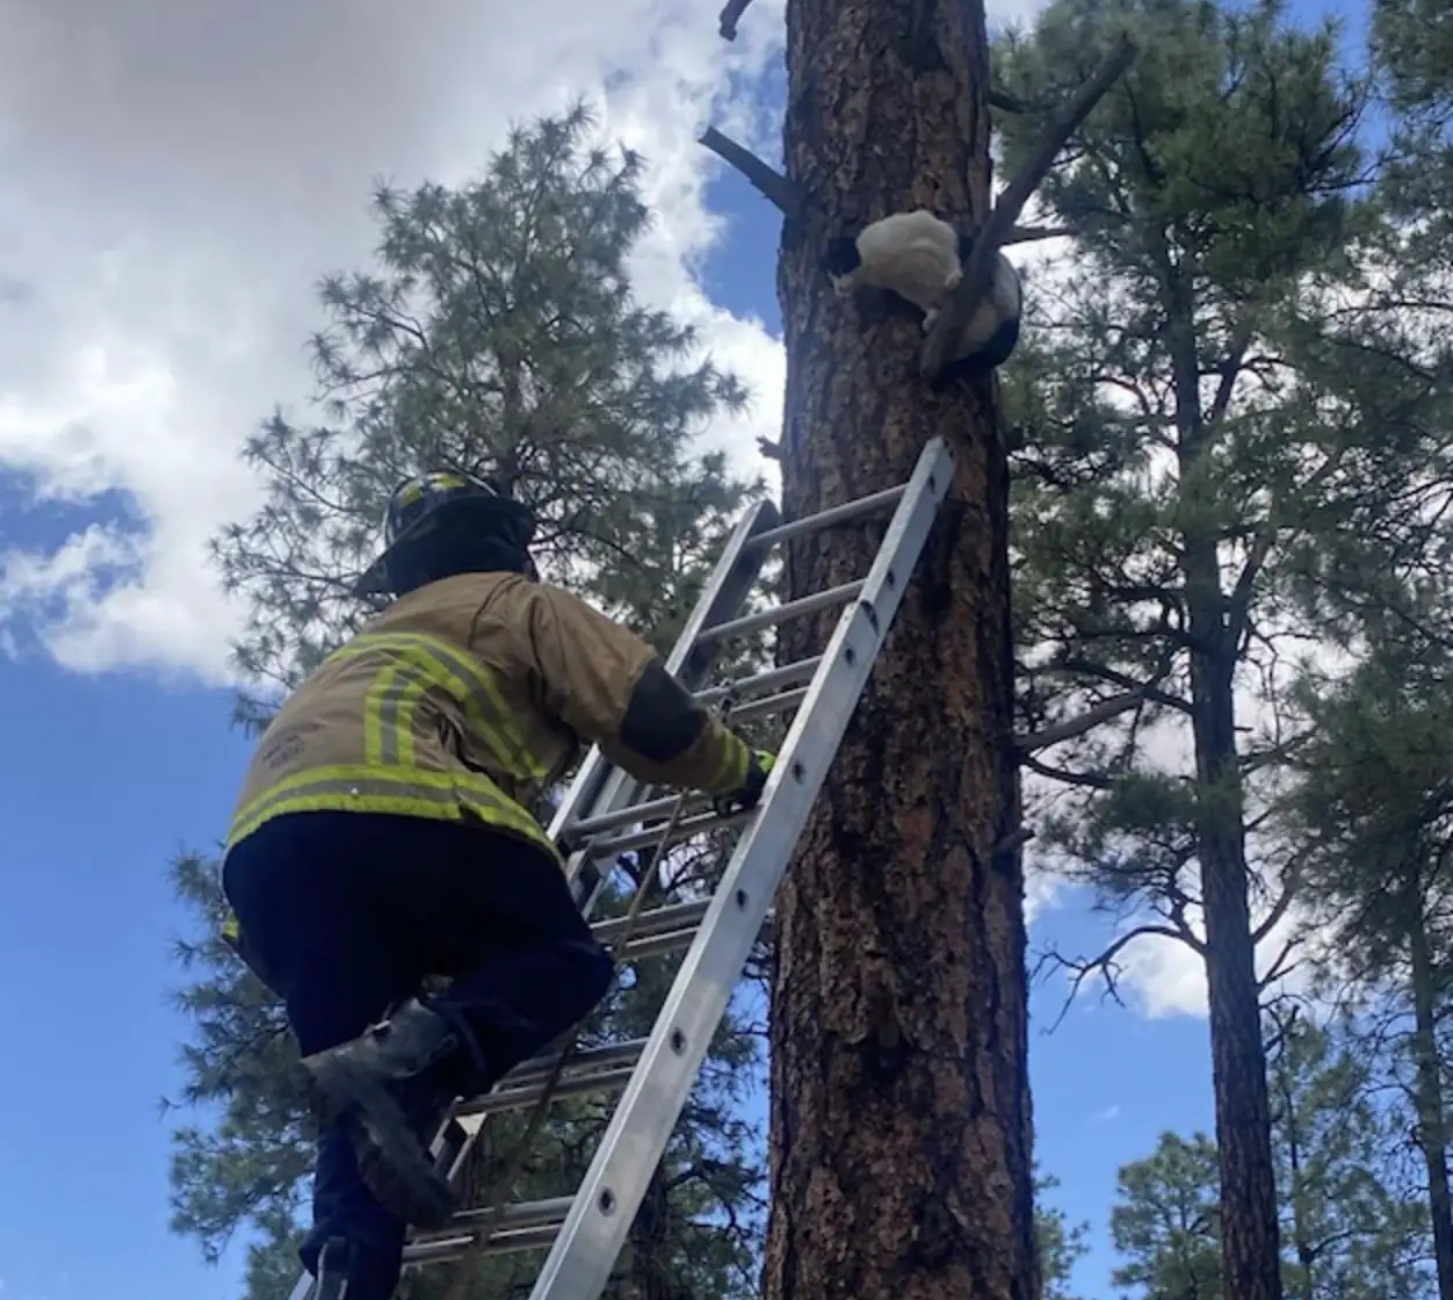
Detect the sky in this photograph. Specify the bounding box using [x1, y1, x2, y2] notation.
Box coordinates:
[0, 0, 1372, 1298]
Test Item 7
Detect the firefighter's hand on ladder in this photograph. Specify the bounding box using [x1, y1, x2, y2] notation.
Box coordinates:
[713, 749, 776, 818]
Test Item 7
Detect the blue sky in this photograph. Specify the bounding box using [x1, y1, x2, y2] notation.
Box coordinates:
[0, 0, 1374, 1297]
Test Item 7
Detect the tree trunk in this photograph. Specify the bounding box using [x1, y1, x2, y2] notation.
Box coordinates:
[624, 1166, 676, 1300]
[1407, 906, 1453, 1300]
[763, 1, 1035, 1299]
[1167, 273, 1282, 1300]
[1188, 639, 1282, 1300]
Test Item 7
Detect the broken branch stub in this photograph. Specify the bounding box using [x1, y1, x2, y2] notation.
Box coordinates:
[919, 32, 1138, 384]
[698, 126, 807, 221]
[719, 0, 755, 40]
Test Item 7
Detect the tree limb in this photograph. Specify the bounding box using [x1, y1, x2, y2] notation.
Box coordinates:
[989, 89, 1028, 113]
[698, 127, 806, 220]
[1252, 862, 1301, 944]
[1022, 753, 1114, 790]
[1035, 921, 1185, 1031]
[1015, 688, 1146, 753]
[718, 0, 754, 39]
[920, 32, 1138, 383]
[1004, 223, 1077, 245]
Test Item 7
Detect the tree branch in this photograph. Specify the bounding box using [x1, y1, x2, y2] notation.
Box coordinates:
[989, 89, 1028, 113]
[1035, 921, 1185, 1031]
[1004, 223, 1077, 245]
[1015, 688, 1146, 753]
[698, 127, 806, 220]
[718, 0, 754, 39]
[920, 32, 1138, 383]
[1022, 753, 1114, 790]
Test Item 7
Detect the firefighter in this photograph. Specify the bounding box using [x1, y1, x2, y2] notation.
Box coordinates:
[220, 470, 773, 1300]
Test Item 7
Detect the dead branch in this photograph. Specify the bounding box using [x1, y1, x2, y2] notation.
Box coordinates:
[995, 826, 1036, 857]
[1015, 688, 1145, 753]
[1022, 753, 1114, 790]
[1004, 223, 1076, 245]
[757, 436, 783, 461]
[698, 126, 807, 220]
[989, 89, 1028, 113]
[1252, 862, 1301, 945]
[718, 0, 754, 39]
[920, 32, 1138, 383]
[1035, 921, 1182, 1031]
[1045, 655, 1191, 714]
[1258, 937, 1301, 992]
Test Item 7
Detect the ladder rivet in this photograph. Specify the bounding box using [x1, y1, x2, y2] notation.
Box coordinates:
[599, 1189, 617, 1215]
[670, 1028, 687, 1054]
[735, 889, 748, 909]
[845, 646, 857, 665]
[886, 570, 896, 588]
[791, 762, 806, 782]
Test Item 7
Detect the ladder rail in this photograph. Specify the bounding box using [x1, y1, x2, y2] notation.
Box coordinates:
[526, 438, 954, 1300]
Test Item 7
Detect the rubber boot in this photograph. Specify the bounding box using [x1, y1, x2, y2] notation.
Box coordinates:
[303, 999, 464, 1229]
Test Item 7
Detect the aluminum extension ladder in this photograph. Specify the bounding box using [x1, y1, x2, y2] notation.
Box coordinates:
[288, 435, 953, 1300]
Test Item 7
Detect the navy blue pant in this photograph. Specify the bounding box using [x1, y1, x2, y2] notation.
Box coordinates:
[222, 810, 613, 1298]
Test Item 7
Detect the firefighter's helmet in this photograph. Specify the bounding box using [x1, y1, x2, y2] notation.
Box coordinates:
[352, 470, 536, 598]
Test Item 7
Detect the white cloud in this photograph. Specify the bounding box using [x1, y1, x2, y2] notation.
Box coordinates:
[0, 0, 1054, 683]
[1111, 882, 1313, 1021]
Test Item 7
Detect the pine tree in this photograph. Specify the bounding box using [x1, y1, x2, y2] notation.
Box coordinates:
[1037, 1171, 1091, 1300]
[992, 2, 1378, 1295]
[1112, 1132, 1225, 1300]
[211, 100, 757, 731]
[756, 0, 1043, 1293]
[164, 103, 775, 1300]
[1110, 1019, 1431, 1300]
[1287, 632, 1453, 1300]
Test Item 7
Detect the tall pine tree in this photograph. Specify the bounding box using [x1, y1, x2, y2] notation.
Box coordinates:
[164, 103, 775, 1300]
[993, 2, 1375, 1294]
[1110, 1017, 1431, 1300]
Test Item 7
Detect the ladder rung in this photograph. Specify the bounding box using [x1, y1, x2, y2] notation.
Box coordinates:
[410, 1197, 573, 1249]
[565, 677, 802, 848]
[570, 793, 712, 841]
[694, 655, 823, 707]
[608, 908, 776, 965]
[424, 1195, 573, 1239]
[405, 1224, 561, 1264]
[591, 899, 710, 944]
[726, 685, 808, 725]
[457, 1063, 639, 1118]
[696, 580, 865, 646]
[745, 483, 907, 552]
[493, 1037, 648, 1089]
[584, 806, 756, 860]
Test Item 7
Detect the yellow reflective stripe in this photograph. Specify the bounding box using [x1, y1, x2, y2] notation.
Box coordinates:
[331, 632, 548, 782]
[227, 764, 555, 856]
[704, 732, 751, 795]
[362, 659, 427, 768]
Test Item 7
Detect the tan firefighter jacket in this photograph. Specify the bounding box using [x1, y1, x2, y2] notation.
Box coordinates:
[225, 571, 754, 868]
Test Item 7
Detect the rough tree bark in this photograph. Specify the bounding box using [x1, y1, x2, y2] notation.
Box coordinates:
[762, 0, 1035, 1297]
[1167, 270, 1282, 1300]
[1407, 899, 1453, 1300]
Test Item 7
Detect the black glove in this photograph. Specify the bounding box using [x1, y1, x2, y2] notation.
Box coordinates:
[713, 749, 776, 817]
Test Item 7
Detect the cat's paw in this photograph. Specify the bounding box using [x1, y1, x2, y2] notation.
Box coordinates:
[921, 310, 938, 333]
[944, 268, 964, 291]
